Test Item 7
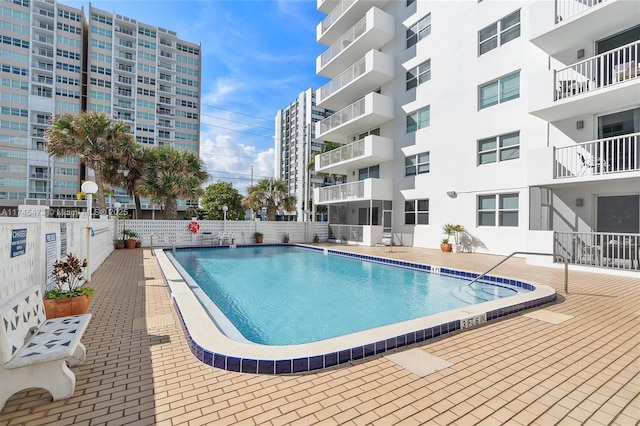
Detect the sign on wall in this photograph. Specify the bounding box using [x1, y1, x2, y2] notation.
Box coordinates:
[45, 233, 57, 290]
[10, 228, 27, 258]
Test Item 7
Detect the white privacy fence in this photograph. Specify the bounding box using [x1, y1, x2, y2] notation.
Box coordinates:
[0, 216, 114, 301]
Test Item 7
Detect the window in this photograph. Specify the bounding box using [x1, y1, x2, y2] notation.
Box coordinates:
[406, 106, 430, 132]
[478, 193, 519, 226]
[478, 10, 520, 55]
[358, 165, 379, 180]
[478, 132, 520, 165]
[405, 199, 429, 225]
[405, 152, 430, 176]
[406, 59, 431, 90]
[407, 14, 431, 48]
[479, 71, 519, 109]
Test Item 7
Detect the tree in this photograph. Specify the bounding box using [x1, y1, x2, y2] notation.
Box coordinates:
[137, 147, 209, 220]
[242, 178, 296, 221]
[103, 139, 147, 219]
[45, 112, 131, 214]
[201, 181, 244, 220]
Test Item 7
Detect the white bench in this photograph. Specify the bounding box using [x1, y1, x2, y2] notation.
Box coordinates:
[0, 285, 92, 411]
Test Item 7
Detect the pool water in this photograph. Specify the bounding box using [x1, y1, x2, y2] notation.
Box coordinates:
[172, 246, 529, 345]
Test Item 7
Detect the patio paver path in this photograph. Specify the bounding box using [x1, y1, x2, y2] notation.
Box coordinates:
[1, 245, 638, 425]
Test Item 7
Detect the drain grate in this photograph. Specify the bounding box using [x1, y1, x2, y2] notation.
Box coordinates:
[384, 348, 453, 377]
[523, 309, 573, 324]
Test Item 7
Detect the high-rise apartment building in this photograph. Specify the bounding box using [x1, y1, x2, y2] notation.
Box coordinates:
[312, 0, 639, 271]
[0, 0, 201, 216]
[275, 88, 333, 221]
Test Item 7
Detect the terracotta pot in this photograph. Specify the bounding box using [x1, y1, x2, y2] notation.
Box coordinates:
[440, 243, 453, 252]
[135, 241, 142, 248]
[255, 236, 263, 244]
[125, 239, 137, 249]
[283, 238, 289, 243]
[43, 295, 91, 319]
[115, 242, 124, 249]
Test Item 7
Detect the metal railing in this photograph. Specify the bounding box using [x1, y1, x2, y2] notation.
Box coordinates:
[318, 138, 366, 169]
[555, 231, 639, 272]
[554, 133, 640, 178]
[318, 97, 366, 135]
[467, 251, 569, 293]
[555, 0, 607, 23]
[320, 0, 356, 34]
[317, 181, 365, 203]
[320, 14, 367, 67]
[319, 57, 367, 101]
[555, 41, 639, 101]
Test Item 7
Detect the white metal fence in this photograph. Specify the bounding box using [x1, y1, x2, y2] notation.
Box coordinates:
[555, 231, 639, 271]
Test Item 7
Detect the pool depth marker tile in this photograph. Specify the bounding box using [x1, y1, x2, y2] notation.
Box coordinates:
[522, 309, 573, 324]
[384, 348, 453, 377]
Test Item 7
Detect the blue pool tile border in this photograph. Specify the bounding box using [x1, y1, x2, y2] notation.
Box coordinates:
[169, 246, 557, 374]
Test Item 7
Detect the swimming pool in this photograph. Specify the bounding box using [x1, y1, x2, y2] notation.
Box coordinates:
[157, 245, 556, 374]
[172, 246, 531, 345]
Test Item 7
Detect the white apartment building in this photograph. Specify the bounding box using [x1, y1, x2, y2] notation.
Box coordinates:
[313, 0, 639, 272]
[275, 88, 333, 221]
[0, 0, 201, 217]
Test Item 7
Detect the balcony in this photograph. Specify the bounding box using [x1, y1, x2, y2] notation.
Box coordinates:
[554, 133, 639, 179]
[529, 0, 639, 56]
[317, 7, 394, 78]
[316, 92, 394, 142]
[316, 135, 393, 175]
[529, 42, 640, 121]
[317, 0, 391, 46]
[314, 178, 393, 205]
[317, 49, 394, 110]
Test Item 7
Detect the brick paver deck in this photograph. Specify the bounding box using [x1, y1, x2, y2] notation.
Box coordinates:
[1, 245, 638, 425]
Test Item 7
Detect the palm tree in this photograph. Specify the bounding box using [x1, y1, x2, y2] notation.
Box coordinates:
[137, 147, 208, 220]
[45, 112, 131, 214]
[242, 178, 296, 221]
[103, 138, 146, 218]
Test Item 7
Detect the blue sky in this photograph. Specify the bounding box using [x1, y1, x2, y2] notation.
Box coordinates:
[70, 0, 328, 193]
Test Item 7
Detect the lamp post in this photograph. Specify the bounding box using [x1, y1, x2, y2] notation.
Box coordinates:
[81, 181, 98, 282]
[222, 205, 228, 232]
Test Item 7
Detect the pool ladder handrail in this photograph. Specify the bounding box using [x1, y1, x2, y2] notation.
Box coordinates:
[149, 233, 166, 256]
[467, 251, 569, 294]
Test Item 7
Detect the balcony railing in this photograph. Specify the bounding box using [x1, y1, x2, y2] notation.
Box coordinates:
[318, 138, 365, 169]
[320, 15, 367, 67]
[318, 97, 365, 135]
[555, 0, 608, 23]
[319, 57, 366, 101]
[329, 224, 363, 242]
[555, 41, 639, 101]
[555, 231, 639, 271]
[554, 132, 639, 178]
[318, 181, 365, 203]
[320, 0, 355, 34]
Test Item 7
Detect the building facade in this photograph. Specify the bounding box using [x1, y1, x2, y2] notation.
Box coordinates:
[275, 88, 333, 221]
[0, 0, 201, 217]
[313, 0, 639, 271]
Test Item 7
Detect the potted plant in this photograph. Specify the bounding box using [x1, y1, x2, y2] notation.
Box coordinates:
[135, 239, 142, 248]
[43, 253, 95, 319]
[450, 224, 466, 253]
[283, 233, 289, 243]
[313, 234, 320, 243]
[441, 224, 454, 252]
[122, 229, 138, 249]
[254, 232, 264, 244]
[114, 239, 125, 249]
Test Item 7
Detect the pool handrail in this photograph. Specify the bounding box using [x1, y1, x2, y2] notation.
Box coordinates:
[467, 251, 569, 294]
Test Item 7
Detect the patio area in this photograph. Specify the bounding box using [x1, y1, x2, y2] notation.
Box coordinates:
[1, 245, 638, 425]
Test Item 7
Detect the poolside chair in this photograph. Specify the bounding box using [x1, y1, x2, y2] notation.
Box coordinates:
[375, 232, 392, 248]
[578, 152, 608, 176]
[574, 237, 601, 266]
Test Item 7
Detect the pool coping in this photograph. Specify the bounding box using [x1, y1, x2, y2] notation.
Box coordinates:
[155, 245, 557, 374]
